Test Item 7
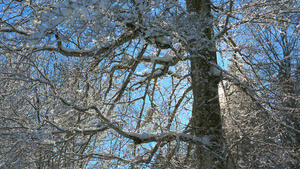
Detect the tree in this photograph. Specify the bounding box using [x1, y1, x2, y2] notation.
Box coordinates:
[186, 0, 224, 168]
[0, 0, 299, 168]
[220, 0, 300, 167]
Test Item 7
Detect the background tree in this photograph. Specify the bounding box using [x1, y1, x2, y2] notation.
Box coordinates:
[220, 0, 300, 167]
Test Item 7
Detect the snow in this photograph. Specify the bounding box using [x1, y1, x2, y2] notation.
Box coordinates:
[179, 133, 212, 146]
[141, 52, 175, 63]
[158, 52, 174, 62]
[43, 139, 56, 145]
[127, 131, 212, 146]
[61, 8, 72, 17]
[30, 32, 43, 39]
[37, 25, 47, 33]
[121, 53, 131, 64]
[52, 2, 62, 8]
[60, 46, 96, 54]
[201, 135, 211, 145]
[49, 16, 64, 27]
[154, 69, 162, 75]
[29, 33, 43, 45]
[136, 68, 150, 75]
[111, 63, 121, 69]
[35, 78, 49, 84]
[155, 36, 169, 45]
[208, 61, 222, 76]
[99, 0, 109, 9]
[209, 66, 221, 76]
[128, 132, 156, 139]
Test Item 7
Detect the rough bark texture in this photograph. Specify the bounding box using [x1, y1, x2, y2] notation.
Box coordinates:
[186, 0, 224, 168]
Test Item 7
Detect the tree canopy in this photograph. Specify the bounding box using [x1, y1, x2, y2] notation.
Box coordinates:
[0, 0, 299, 168]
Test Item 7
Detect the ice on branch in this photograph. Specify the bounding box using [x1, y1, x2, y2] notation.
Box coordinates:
[141, 51, 175, 63]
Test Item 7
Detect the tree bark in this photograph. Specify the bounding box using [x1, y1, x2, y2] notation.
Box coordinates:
[186, 0, 224, 168]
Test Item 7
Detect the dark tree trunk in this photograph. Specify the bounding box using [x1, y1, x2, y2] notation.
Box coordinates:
[186, 0, 224, 168]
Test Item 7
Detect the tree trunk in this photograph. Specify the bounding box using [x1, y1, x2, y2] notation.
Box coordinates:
[186, 0, 224, 168]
